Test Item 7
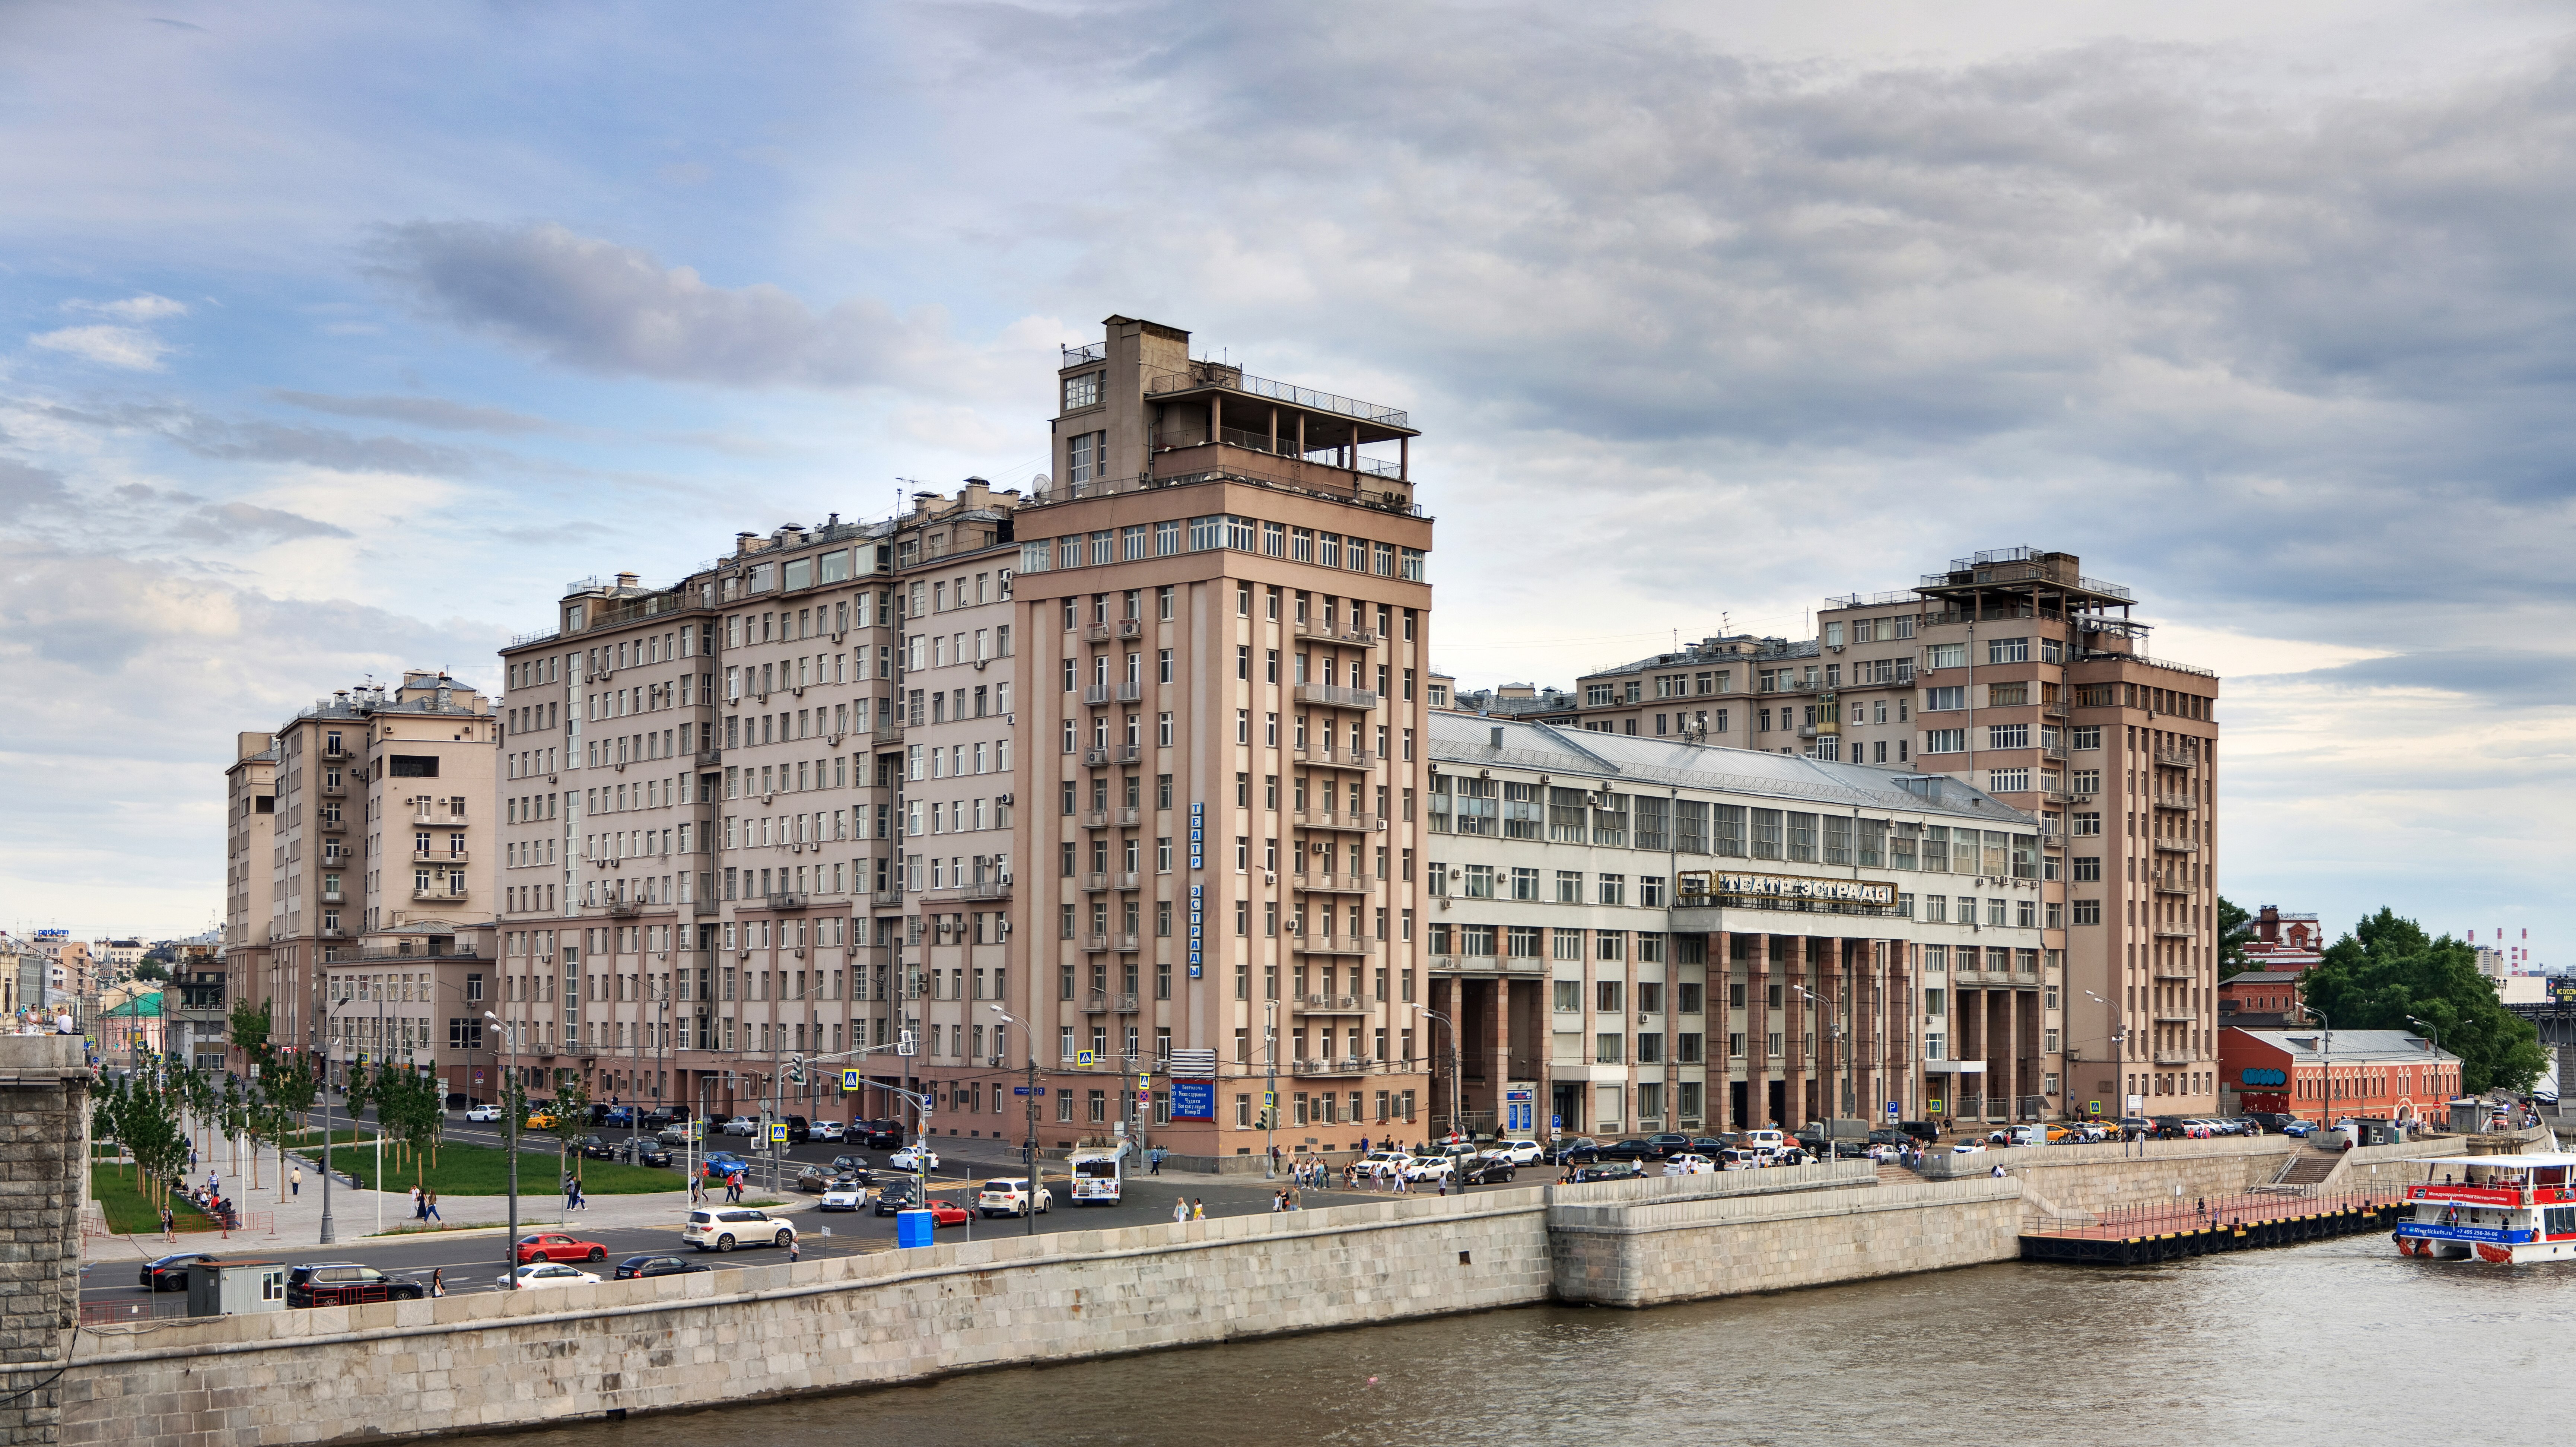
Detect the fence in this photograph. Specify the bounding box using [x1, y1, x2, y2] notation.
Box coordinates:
[2030, 1189, 2398, 1241]
[80, 1295, 190, 1327]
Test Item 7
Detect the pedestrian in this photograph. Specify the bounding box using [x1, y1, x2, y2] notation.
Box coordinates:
[429, 1268, 445, 1298]
[787, 1235, 801, 1264]
[1271, 1189, 1286, 1212]
[1192, 1198, 1206, 1220]
[1990, 1162, 2006, 1178]
[1269, 1143, 1281, 1174]
[159, 1203, 174, 1238]
[425, 1190, 441, 1224]
[1150, 1147, 1162, 1175]
[563, 1173, 577, 1211]
[411, 1185, 425, 1220]
[290, 1167, 301, 1198]
[1173, 1196, 1189, 1223]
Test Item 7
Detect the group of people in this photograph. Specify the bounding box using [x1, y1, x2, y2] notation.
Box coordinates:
[1170, 1196, 1206, 1221]
[408, 1185, 444, 1223]
[561, 1172, 589, 1210]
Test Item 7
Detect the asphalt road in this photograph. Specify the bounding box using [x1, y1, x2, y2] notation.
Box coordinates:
[86, 1118, 1532, 1306]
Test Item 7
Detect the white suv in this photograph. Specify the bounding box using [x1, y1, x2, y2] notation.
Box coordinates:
[682, 1208, 795, 1253]
[975, 1178, 1053, 1217]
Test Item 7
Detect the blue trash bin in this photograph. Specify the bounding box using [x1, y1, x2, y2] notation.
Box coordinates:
[896, 1209, 934, 1248]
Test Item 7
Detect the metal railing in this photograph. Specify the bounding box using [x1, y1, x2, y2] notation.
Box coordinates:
[1292, 1057, 1384, 1076]
[1297, 994, 1367, 1013]
[1292, 684, 1379, 710]
[1293, 934, 1378, 956]
[2155, 792, 2196, 810]
[1294, 743, 1377, 769]
[766, 892, 809, 910]
[1292, 872, 1374, 893]
[2156, 747, 2199, 769]
[1082, 682, 1143, 704]
[1084, 991, 1141, 1013]
[1061, 341, 1107, 367]
[2152, 837, 2201, 853]
[1144, 362, 1410, 427]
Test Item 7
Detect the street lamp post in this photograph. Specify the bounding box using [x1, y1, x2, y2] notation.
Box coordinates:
[2300, 1003, 2332, 1132]
[1425, 1010, 1463, 1144]
[485, 1010, 519, 1287]
[1796, 986, 1851, 1132]
[2405, 1016, 2443, 1131]
[1265, 1001, 1279, 1179]
[989, 1005, 1042, 1236]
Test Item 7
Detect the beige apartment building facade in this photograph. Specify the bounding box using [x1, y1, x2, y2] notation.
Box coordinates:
[220, 673, 499, 1092]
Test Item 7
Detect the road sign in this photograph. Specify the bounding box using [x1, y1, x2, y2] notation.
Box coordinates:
[1012, 1085, 1047, 1097]
[1263, 1091, 1276, 1107]
[1886, 1101, 1899, 1119]
[1550, 1114, 1562, 1130]
[1137, 1072, 1151, 1088]
[1927, 1098, 1945, 1113]
[1077, 1049, 1096, 1067]
[769, 1123, 788, 1143]
[2087, 1100, 2102, 1116]
[842, 1069, 862, 1092]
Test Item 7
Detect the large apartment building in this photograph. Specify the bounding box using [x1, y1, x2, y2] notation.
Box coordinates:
[1011, 316, 1434, 1164]
[220, 673, 499, 1090]
[1424, 714, 2043, 1136]
[1459, 548, 2222, 1123]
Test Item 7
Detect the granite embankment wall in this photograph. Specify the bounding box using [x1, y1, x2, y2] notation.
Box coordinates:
[0, 1037, 87, 1447]
[60, 1164, 2007, 1446]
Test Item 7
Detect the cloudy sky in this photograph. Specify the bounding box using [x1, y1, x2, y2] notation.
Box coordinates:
[4, 1, 2570, 955]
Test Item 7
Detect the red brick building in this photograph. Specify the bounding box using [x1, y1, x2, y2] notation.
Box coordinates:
[2218, 969, 2303, 1028]
[2220, 1027, 2459, 1125]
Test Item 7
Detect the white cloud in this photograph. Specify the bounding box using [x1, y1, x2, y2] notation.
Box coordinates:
[28, 324, 174, 371]
[70, 293, 189, 322]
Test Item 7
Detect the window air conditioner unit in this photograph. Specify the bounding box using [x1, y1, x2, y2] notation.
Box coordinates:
[995, 793, 1012, 806]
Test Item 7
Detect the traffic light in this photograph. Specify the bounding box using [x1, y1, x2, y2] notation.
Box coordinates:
[785, 1056, 806, 1085]
[897, 1029, 918, 1057]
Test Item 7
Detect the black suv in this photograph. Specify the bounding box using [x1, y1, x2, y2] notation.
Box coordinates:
[286, 1263, 423, 1308]
[853, 1119, 906, 1149]
[570, 1135, 618, 1161]
[872, 1178, 922, 1215]
[782, 1114, 811, 1143]
[1642, 1132, 1694, 1159]
[1596, 1139, 1661, 1162]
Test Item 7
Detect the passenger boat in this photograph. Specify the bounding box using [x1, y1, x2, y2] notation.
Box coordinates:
[2392, 1153, 2576, 1263]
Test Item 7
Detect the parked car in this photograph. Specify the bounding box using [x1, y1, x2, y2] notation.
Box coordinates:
[139, 1253, 219, 1291]
[2280, 1120, 2315, 1137]
[1489, 1139, 1546, 1167]
[1661, 1153, 1717, 1177]
[1595, 1139, 1661, 1162]
[463, 1103, 503, 1123]
[613, 1254, 709, 1281]
[1864, 1143, 1909, 1163]
[808, 1120, 846, 1142]
[782, 1115, 810, 1143]
[286, 1263, 424, 1307]
[1568, 1161, 1645, 1183]
[853, 1119, 906, 1149]
[1459, 1155, 1518, 1186]
[1866, 1129, 1913, 1148]
[872, 1179, 923, 1216]
[888, 1144, 940, 1172]
[719, 1116, 759, 1137]
[498, 1263, 600, 1291]
[682, 1208, 796, 1253]
[1897, 1120, 1940, 1143]
[976, 1178, 1053, 1217]
[1356, 1150, 1415, 1180]
[1740, 1129, 1790, 1157]
[624, 1139, 673, 1168]
[2246, 1112, 2297, 1133]
[515, 1232, 608, 1264]
[2116, 1116, 2154, 1136]
[819, 1180, 868, 1212]
[1718, 1149, 1766, 1171]
[1552, 1137, 1603, 1165]
[1642, 1132, 1694, 1159]
[656, 1129, 693, 1151]
[1951, 1140, 1989, 1154]
[591, 1105, 635, 1129]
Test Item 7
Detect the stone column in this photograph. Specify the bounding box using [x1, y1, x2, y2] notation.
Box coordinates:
[1743, 932, 1769, 1129]
[0, 1035, 87, 1446]
[1784, 934, 1811, 1127]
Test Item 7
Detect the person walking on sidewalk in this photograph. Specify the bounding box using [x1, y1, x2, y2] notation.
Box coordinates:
[289, 1166, 301, 1198]
[787, 1235, 801, 1264]
[411, 1185, 425, 1221]
[1191, 1198, 1206, 1220]
[424, 1190, 442, 1224]
[1173, 1195, 1189, 1223]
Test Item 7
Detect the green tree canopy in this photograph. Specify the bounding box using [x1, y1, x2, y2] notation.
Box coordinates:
[2217, 898, 2255, 979]
[2300, 908, 2545, 1096]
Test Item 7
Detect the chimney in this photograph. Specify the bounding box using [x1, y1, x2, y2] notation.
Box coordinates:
[615, 571, 639, 589]
[736, 531, 759, 555]
[1490, 726, 1504, 749]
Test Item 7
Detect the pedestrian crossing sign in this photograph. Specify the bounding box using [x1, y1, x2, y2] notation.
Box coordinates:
[842, 1069, 862, 1092]
[1077, 1049, 1096, 1067]
[770, 1123, 788, 1143]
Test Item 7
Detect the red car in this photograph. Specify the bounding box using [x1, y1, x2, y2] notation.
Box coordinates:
[926, 1200, 971, 1228]
[515, 1232, 608, 1264]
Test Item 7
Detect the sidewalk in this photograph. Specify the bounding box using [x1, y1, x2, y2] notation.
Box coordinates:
[84, 1151, 741, 1261]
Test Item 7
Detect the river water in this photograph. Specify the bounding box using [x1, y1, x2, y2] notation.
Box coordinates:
[451, 1234, 2573, 1447]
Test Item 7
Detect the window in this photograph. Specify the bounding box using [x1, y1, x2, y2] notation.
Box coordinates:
[1926, 643, 1965, 670]
[2072, 812, 2103, 836]
[1988, 768, 2030, 793]
[1923, 729, 1966, 754]
[2071, 726, 2102, 751]
[1987, 724, 2029, 750]
[1924, 686, 1965, 711]
[1063, 371, 1103, 410]
[2072, 899, 2102, 926]
[1987, 637, 2029, 664]
[2072, 856, 2101, 882]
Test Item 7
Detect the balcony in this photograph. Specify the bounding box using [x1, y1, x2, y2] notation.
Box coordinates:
[2153, 964, 2197, 981]
[1083, 991, 1142, 1013]
[2041, 743, 2069, 762]
[2154, 1012, 2195, 1025]
[413, 850, 468, 866]
[1082, 744, 1143, 766]
[1292, 872, 1374, 894]
[1292, 809, 1382, 833]
[1428, 954, 1546, 975]
[1084, 746, 1113, 767]
[319, 781, 346, 798]
[1082, 807, 1141, 828]
[1080, 872, 1139, 892]
[411, 888, 468, 902]
[2039, 788, 2083, 807]
[2155, 747, 2198, 770]
[1082, 682, 1144, 705]
[1083, 933, 1142, 953]
[947, 879, 1012, 901]
[320, 891, 345, 906]
[608, 901, 644, 918]
[2152, 837, 2200, 854]
[1293, 743, 1377, 771]
[1294, 934, 1377, 956]
[767, 892, 809, 911]
[1084, 622, 1114, 643]
[1292, 617, 1380, 650]
[318, 816, 348, 833]
[2154, 880, 2191, 896]
[869, 888, 904, 908]
[1292, 683, 1379, 711]
[1295, 994, 1367, 1014]
[2153, 926, 2196, 941]
[2155, 792, 2196, 811]
[2042, 701, 2070, 719]
[693, 899, 720, 917]
[2152, 1050, 2192, 1067]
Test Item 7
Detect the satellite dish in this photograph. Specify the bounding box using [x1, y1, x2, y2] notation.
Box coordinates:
[1030, 472, 1052, 491]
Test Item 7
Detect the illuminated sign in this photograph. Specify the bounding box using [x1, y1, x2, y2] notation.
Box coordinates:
[2241, 1068, 2288, 1087]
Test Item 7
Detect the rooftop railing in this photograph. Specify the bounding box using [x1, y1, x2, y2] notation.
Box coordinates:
[1144, 363, 1409, 428]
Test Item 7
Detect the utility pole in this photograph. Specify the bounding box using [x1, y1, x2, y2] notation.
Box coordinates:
[989, 1006, 1043, 1235]
[1265, 1001, 1279, 1179]
[484, 1011, 518, 1287]
[317, 986, 337, 1246]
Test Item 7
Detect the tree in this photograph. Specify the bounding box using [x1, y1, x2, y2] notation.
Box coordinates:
[220, 1073, 250, 1183]
[2300, 908, 2546, 1097]
[2217, 898, 2255, 980]
[540, 1069, 592, 1181]
[133, 960, 172, 983]
[257, 1051, 318, 1202]
[228, 998, 274, 1069]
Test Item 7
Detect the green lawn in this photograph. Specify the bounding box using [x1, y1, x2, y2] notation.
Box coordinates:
[91, 1165, 218, 1235]
[283, 1130, 684, 1196]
